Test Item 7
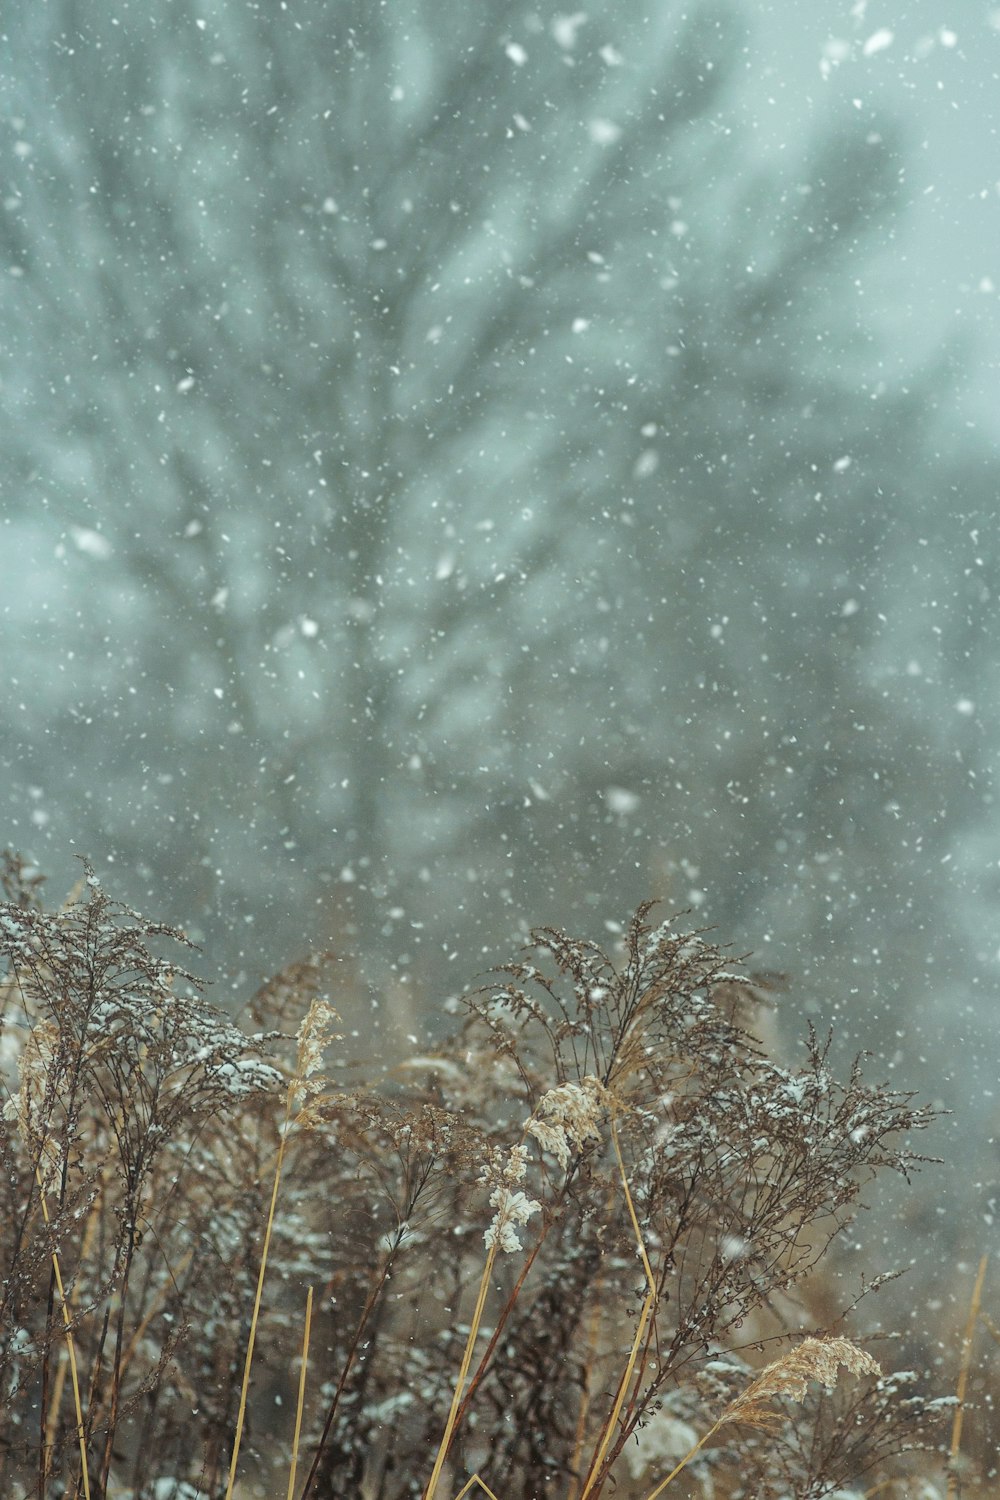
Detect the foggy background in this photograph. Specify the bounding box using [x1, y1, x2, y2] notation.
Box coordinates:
[3, 1, 999, 1328]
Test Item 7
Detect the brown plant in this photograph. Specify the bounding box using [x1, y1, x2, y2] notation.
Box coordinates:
[0, 860, 951, 1500]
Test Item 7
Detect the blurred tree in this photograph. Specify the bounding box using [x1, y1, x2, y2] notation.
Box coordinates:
[0, 0, 988, 1111]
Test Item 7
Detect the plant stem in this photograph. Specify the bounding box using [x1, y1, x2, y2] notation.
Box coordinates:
[297, 1249, 397, 1500]
[286, 1286, 313, 1500]
[946, 1252, 988, 1500]
[223, 1093, 293, 1500]
[577, 1117, 656, 1500]
[37, 1174, 92, 1500]
[422, 1240, 500, 1500]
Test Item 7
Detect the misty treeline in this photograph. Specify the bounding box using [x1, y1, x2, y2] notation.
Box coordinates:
[1, 3, 997, 1277]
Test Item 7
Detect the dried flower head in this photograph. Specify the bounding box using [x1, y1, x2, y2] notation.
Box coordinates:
[525, 1074, 608, 1170]
[295, 997, 342, 1081]
[724, 1337, 882, 1432]
[484, 1187, 542, 1254]
[479, 1143, 540, 1252]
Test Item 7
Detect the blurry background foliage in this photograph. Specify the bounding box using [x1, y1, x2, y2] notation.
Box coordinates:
[2, 1, 999, 1318]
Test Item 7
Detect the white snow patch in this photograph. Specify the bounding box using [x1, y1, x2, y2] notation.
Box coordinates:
[862, 28, 894, 56]
[552, 12, 587, 49]
[588, 118, 622, 145]
[624, 1411, 699, 1478]
[151, 1481, 206, 1500]
[605, 786, 640, 814]
[69, 526, 112, 560]
[820, 37, 851, 79]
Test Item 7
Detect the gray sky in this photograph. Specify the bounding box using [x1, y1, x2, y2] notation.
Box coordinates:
[743, 0, 1000, 430]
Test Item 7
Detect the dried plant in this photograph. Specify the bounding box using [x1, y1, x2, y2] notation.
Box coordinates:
[0, 860, 960, 1500]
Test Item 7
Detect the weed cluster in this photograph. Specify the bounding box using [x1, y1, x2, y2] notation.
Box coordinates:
[0, 855, 952, 1499]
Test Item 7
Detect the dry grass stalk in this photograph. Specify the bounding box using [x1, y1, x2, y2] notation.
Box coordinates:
[642, 1337, 881, 1500]
[37, 1175, 92, 1500]
[577, 1114, 656, 1500]
[452, 1476, 502, 1500]
[285, 1284, 314, 1500]
[946, 1253, 989, 1500]
[422, 1236, 504, 1500]
[224, 1000, 341, 1500]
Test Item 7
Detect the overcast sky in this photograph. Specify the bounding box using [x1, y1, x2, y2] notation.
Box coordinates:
[742, 0, 1000, 430]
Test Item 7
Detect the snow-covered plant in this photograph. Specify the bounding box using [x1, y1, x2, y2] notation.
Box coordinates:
[0, 854, 283, 1498]
[414, 904, 944, 1498]
[0, 860, 955, 1500]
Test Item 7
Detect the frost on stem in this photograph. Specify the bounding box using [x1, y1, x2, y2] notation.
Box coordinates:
[480, 1144, 541, 1253]
[2, 1018, 62, 1192]
[484, 1188, 542, 1253]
